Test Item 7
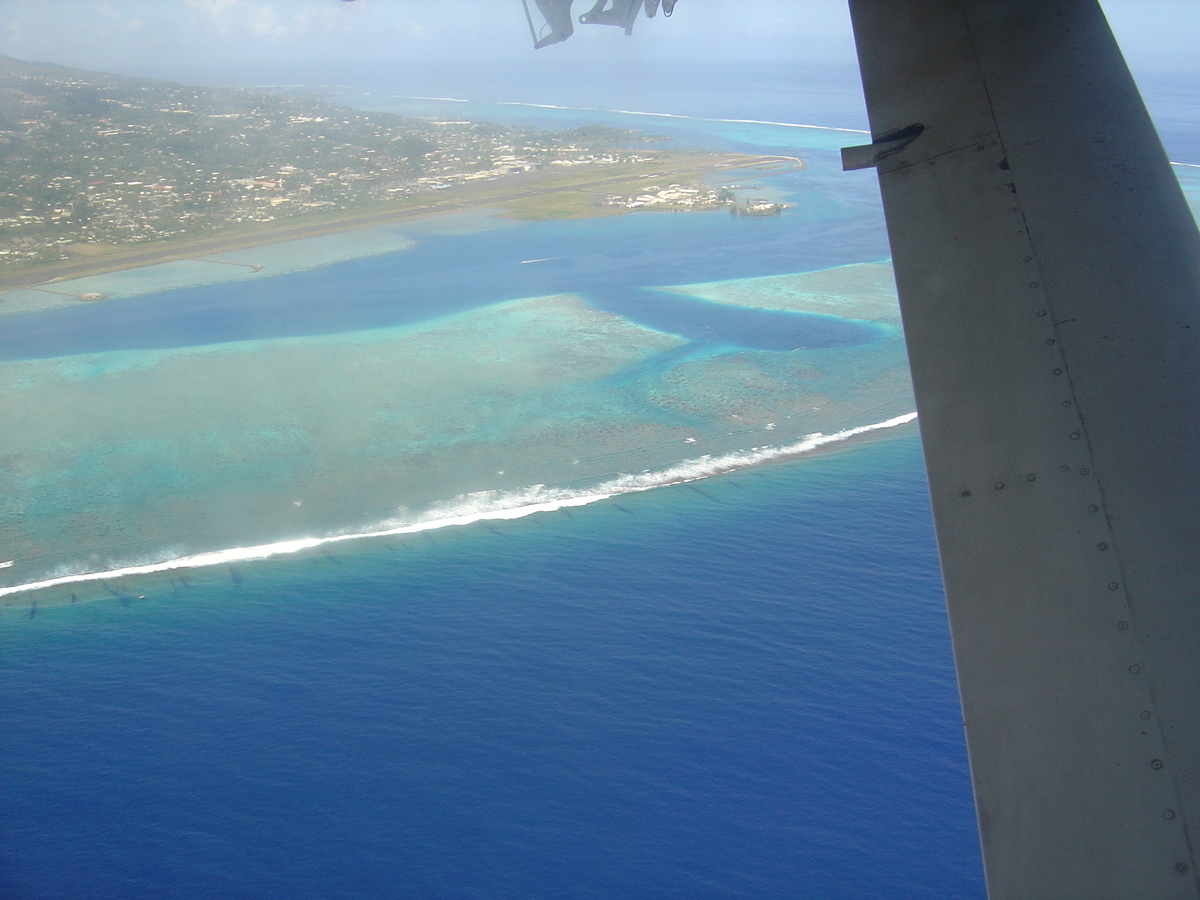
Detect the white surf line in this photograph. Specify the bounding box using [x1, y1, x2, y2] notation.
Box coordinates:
[0, 495, 611, 600]
[1171, 161, 1200, 169]
[520, 257, 560, 264]
[493, 100, 872, 134]
[382, 95, 870, 135]
[0, 412, 917, 599]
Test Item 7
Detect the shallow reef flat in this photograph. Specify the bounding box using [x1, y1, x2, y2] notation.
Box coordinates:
[0, 224, 422, 316]
[647, 262, 912, 444]
[662, 261, 900, 323]
[0, 262, 916, 605]
[0, 295, 678, 587]
[1175, 165, 1200, 222]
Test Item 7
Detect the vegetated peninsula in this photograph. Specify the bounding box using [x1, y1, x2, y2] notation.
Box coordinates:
[0, 55, 786, 286]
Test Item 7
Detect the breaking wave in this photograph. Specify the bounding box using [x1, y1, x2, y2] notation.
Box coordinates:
[494, 100, 870, 133]
[0, 413, 916, 599]
[380, 95, 869, 134]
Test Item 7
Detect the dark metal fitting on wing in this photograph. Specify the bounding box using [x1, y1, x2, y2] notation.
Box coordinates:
[841, 123, 926, 171]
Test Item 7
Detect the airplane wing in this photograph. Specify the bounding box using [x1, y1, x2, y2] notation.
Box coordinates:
[844, 1, 1200, 896]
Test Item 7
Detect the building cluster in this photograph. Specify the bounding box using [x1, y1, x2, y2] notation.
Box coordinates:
[0, 58, 654, 269]
[382, 149, 655, 198]
[602, 184, 734, 210]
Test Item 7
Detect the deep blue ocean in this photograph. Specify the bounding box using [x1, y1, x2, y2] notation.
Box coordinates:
[2, 434, 982, 899]
[3, 55, 1194, 900]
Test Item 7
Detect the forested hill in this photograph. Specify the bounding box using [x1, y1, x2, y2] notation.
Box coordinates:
[0, 54, 644, 271]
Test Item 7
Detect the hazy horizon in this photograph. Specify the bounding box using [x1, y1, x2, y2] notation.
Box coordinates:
[1, 1, 1195, 91]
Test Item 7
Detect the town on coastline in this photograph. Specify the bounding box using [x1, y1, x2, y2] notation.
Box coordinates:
[602, 184, 786, 216]
[0, 54, 794, 285]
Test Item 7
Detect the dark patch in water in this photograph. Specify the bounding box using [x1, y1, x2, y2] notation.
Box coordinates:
[29, 600, 36, 619]
[101, 581, 131, 602]
[588, 286, 884, 353]
[0, 207, 888, 361]
[229, 567, 243, 586]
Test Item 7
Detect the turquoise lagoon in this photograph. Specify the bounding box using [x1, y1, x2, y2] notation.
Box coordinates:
[0, 257, 914, 606]
[6, 101, 1197, 611]
[3, 66, 1195, 900]
[0, 117, 918, 607]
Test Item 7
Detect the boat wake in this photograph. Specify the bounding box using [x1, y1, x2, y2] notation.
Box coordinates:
[0, 413, 916, 599]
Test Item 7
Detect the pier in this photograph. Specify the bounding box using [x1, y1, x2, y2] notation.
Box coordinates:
[25, 286, 106, 301]
[187, 258, 263, 272]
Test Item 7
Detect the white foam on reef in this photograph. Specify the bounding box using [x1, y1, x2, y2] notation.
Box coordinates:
[488, 99, 870, 134]
[378, 95, 868, 135]
[0, 413, 916, 599]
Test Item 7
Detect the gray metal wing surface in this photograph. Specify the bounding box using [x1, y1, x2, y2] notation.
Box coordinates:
[845, 1, 1200, 896]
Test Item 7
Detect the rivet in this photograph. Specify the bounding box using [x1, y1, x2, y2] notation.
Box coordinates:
[1081, 467, 1091, 475]
[1037, 309, 1048, 317]
[1024, 255, 1032, 262]
[1129, 664, 1142, 674]
[1141, 710, 1153, 719]
[1108, 582, 1119, 590]
[1177, 862, 1190, 875]
[1152, 759, 1165, 770]
[1054, 368, 1064, 376]
[1089, 504, 1100, 512]
[1031, 281, 1040, 288]
[1026, 473, 1037, 482]
[1118, 621, 1129, 630]
[995, 481, 1005, 490]
[1062, 400, 1072, 407]
[1098, 542, 1109, 551]
[1060, 464, 1070, 472]
[1164, 809, 1177, 820]
[1045, 338, 1056, 345]
[1070, 431, 1080, 439]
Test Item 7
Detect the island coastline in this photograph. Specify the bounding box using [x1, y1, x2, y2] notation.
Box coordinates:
[0, 151, 795, 306]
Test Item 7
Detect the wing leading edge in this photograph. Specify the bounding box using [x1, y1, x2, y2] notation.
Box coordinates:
[847, 1, 1200, 896]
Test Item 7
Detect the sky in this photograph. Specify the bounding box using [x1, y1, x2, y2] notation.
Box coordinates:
[0, 1, 858, 71]
[0, 0, 1196, 84]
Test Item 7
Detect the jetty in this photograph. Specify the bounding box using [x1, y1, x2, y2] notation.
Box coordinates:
[188, 258, 263, 273]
